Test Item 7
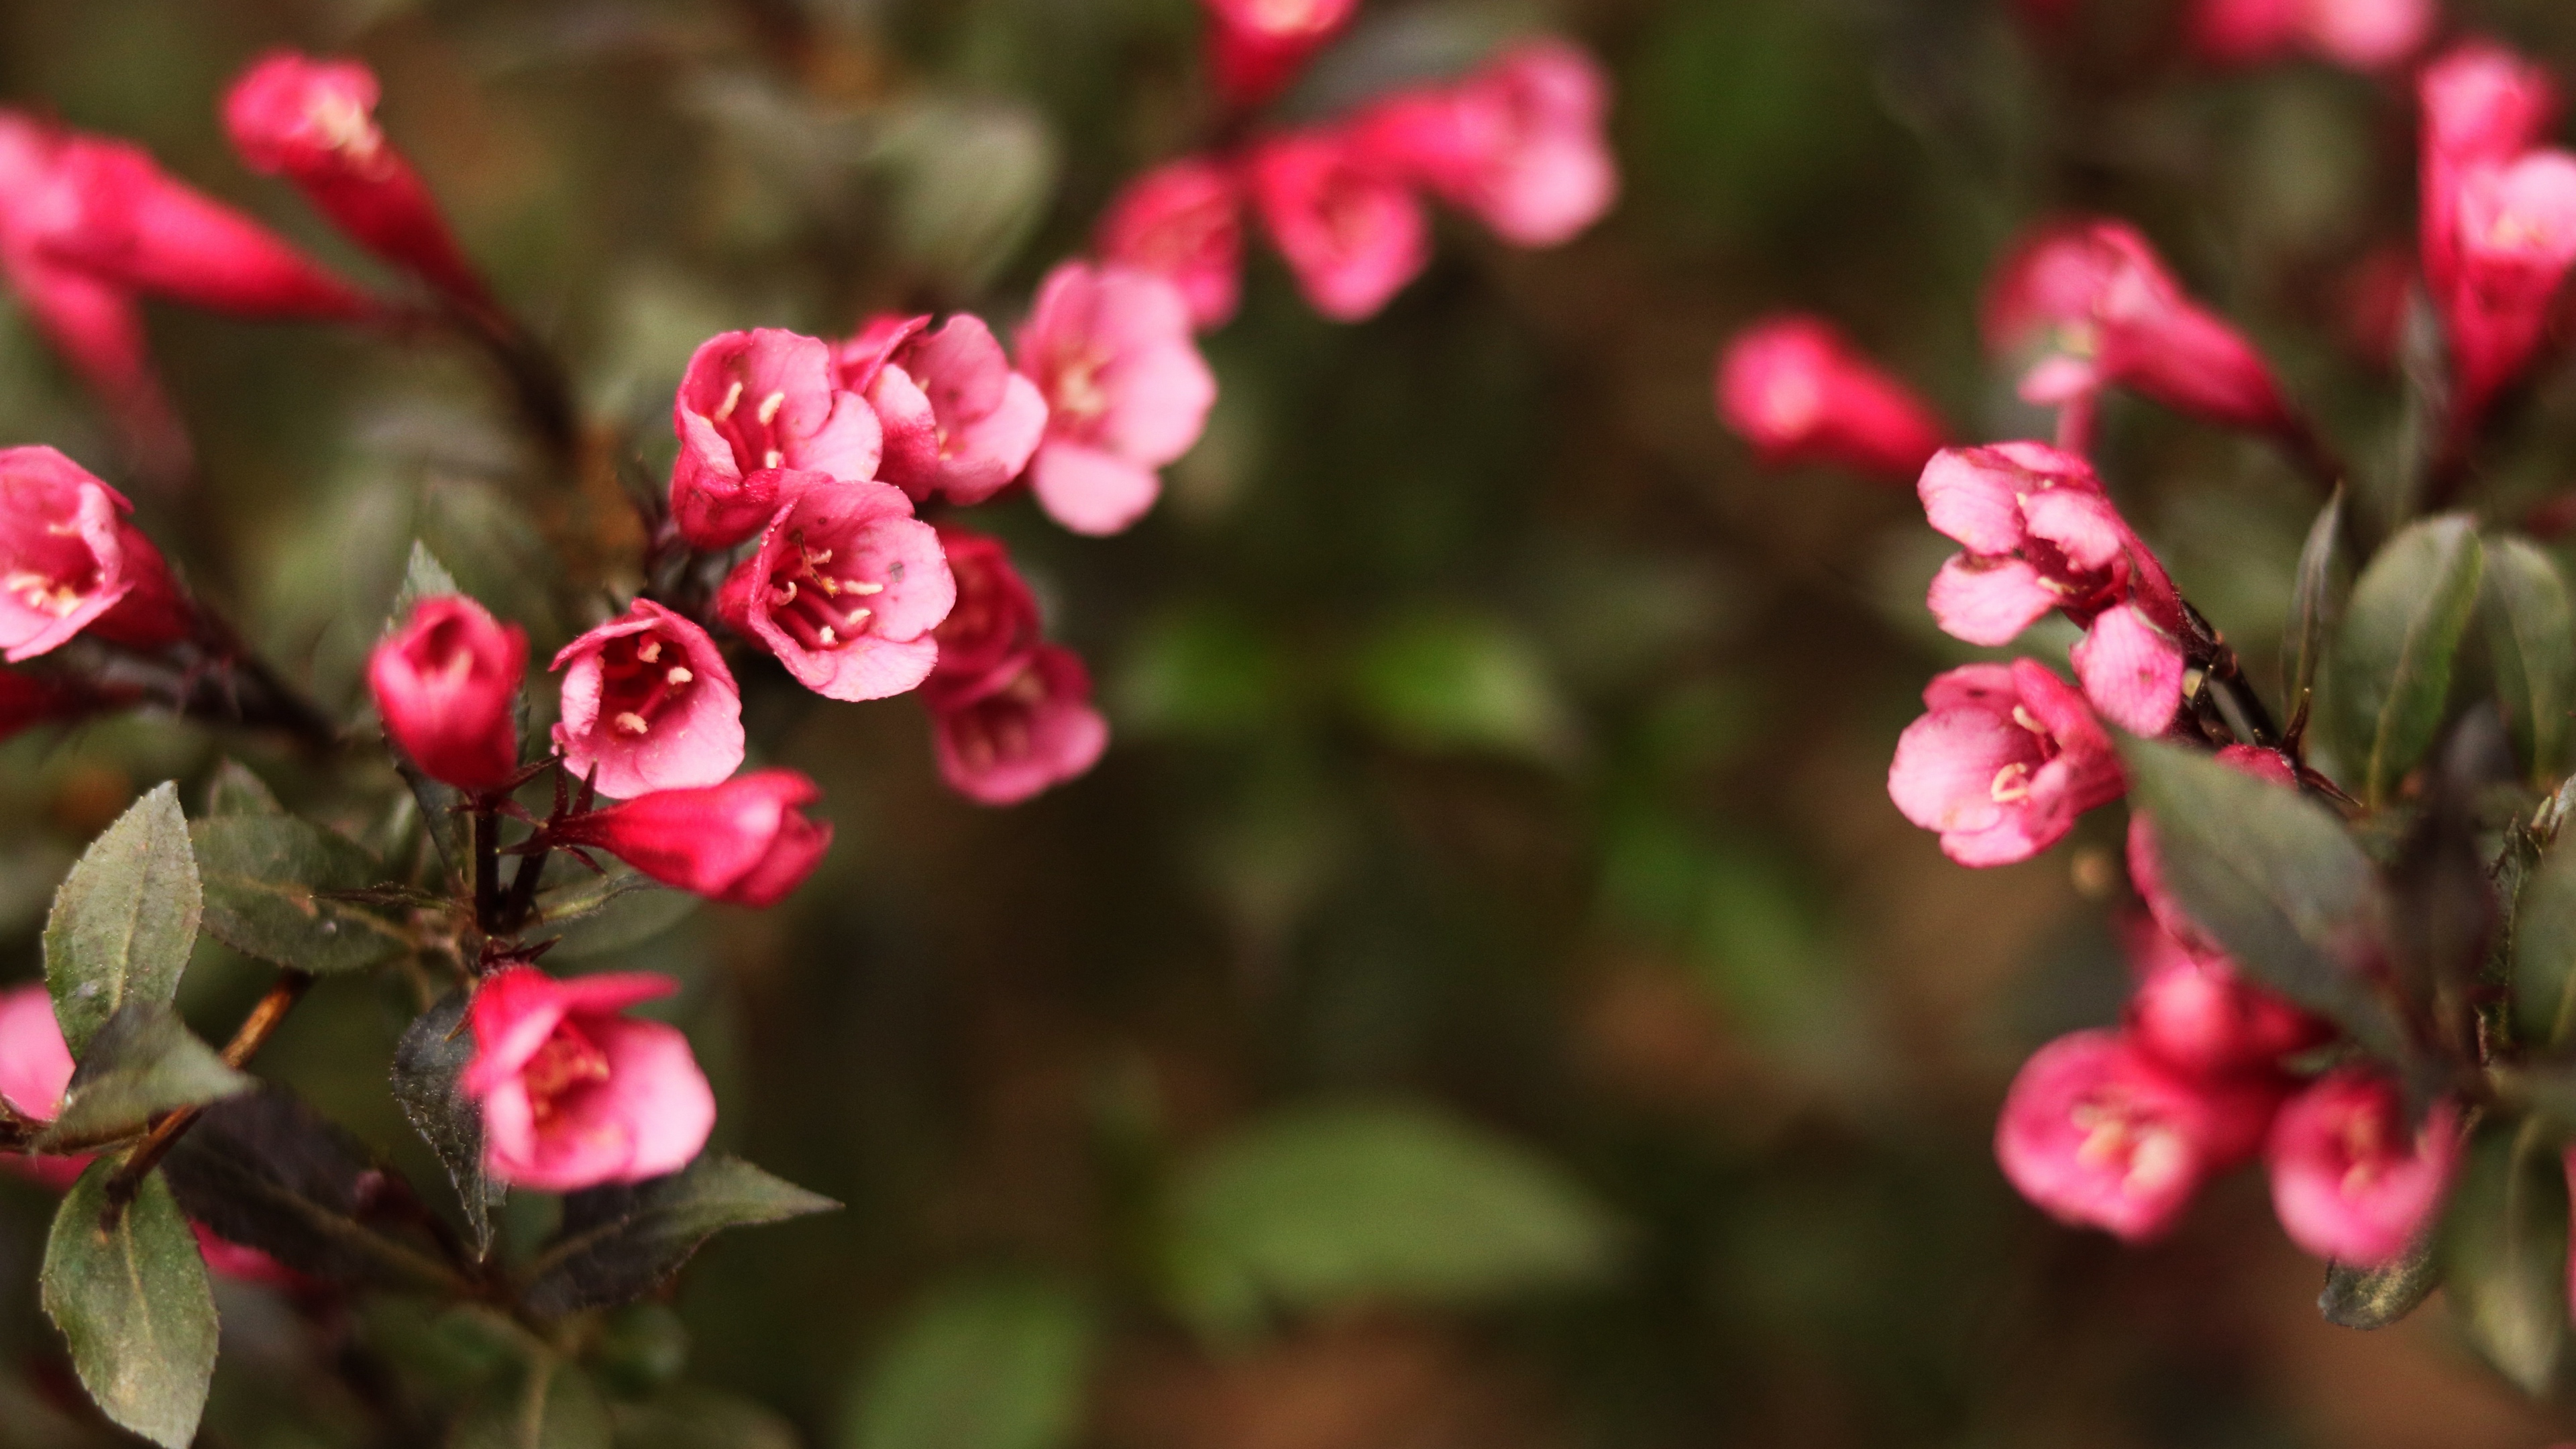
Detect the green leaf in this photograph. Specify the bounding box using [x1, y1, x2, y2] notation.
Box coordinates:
[845, 1277, 1095, 1449]
[391, 991, 500, 1256]
[451, 1358, 612, 1449]
[202, 760, 284, 817]
[2121, 741, 2410, 1065]
[534, 871, 698, 961]
[1164, 1102, 1621, 1336]
[1346, 612, 1577, 761]
[44, 784, 201, 1057]
[2286, 487, 2348, 710]
[2331, 515, 2485, 805]
[2513, 833, 2576, 1049]
[2319, 1240, 2439, 1330]
[40, 1162, 217, 1449]
[2443, 1121, 2569, 1395]
[521, 1157, 839, 1318]
[41, 1004, 250, 1150]
[192, 816, 407, 974]
[392, 539, 462, 626]
[2483, 536, 2576, 786]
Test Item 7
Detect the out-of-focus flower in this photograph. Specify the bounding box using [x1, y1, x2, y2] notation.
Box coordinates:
[368, 594, 526, 793]
[1356, 39, 1617, 248]
[930, 645, 1110, 806]
[2266, 1073, 2460, 1266]
[2189, 0, 2433, 72]
[1203, 0, 1360, 111]
[461, 967, 715, 1192]
[1918, 443, 2187, 735]
[549, 769, 833, 908]
[0, 983, 86, 1193]
[835, 313, 1047, 507]
[0, 667, 95, 742]
[224, 51, 491, 311]
[2439, 151, 2576, 425]
[1985, 219, 2296, 437]
[1246, 129, 1432, 323]
[1016, 262, 1218, 536]
[1098, 158, 1248, 331]
[923, 525, 1041, 700]
[1996, 1028, 2274, 1242]
[2128, 744, 2300, 953]
[669, 329, 883, 550]
[0, 445, 191, 661]
[1888, 659, 2124, 867]
[2422, 42, 2562, 305]
[551, 600, 743, 800]
[1715, 315, 1949, 482]
[716, 473, 953, 702]
[2123, 915, 2328, 1083]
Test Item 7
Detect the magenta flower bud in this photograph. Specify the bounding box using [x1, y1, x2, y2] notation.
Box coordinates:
[0, 445, 191, 661]
[715, 474, 953, 701]
[1202, 0, 1359, 111]
[1356, 39, 1618, 249]
[930, 645, 1109, 807]
[669, 329, 885, 550]
[1888, 659, 2124, 867]
[460, 967, 715, 1192]
[2123, 914, 2328, 1082]
[922, 525, 1041, 704]
[2190, 0, 2430, 72]
[551, 599, 743, 800]
[2265, 1072, 2461, 1267]
[2440, 151, 2576, 426]
[1715, 315, 1949, 483]
[19, 133, 372, 321]
[368, 594, 527, 793]
[1246, 128, 1432, 323]
[1985, 219, 2296, 437]
[2128, 744, 2300, 954]
[549, 769, 834, 908]
[1997, 1029, 2277, 1242]
[1098, 157, 1248, 331]
[223, 51, 492, 311]
[0, 982, 71, 1124]
[1016, 262, 1218, 537]
[2422, 42, 2563, 305]
[834, 312, 1048, 507]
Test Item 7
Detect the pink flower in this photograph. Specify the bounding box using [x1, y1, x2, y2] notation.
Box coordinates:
[930, 645, 1110, 806]
[1715, 315, 1949, 482]
[0, 667, 95, 742]
[1202, 0, 1360, 110]
[2128, 744, 2300, 953]
[715, 474, 953, 701]
[1098, 158, 1248, 330]
[549, 769, 833, 908]
[0, 982, 87, 1193]
[1356, 40, 1618, 248]
[18, 133, 372, 321]
[834, 313, 1047, 506]
[2266, 1072, 2461, 1266]
[1996, 1029, 2276, 1242]
[1246, 129, 1432, 323]
[460, 967, 714, 1193]
[668, 329, 885, 549]
[2123, 914, 2328, 1082]
[1016, 262, 1218, 536]
[1917, 442, 2187, 734]
[0, 445, 191, 661]
[2190, 0, 2432, 71]
[2438, 150, 2576, 426]
[1984, 219, 2296, 437]
[368, 594, 527, 793]
[551, 600, 743, 800]
[923, 525, 1041, 701]
[223, 51, 491, 311]
[1887, 659, 2125, 867]
[2421, 42, 2562, 306]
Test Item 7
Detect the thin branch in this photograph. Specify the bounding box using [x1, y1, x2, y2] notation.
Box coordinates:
[103, 969, 317, 1214]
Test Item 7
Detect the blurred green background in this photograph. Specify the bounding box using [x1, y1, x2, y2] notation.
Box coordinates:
[8, 0, 2576, 1444]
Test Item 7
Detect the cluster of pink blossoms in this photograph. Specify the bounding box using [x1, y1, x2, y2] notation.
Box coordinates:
[1719, 33, 2576, 1267]
[1098, 3, 1617, 329]
[2019, 0, 2434, 74]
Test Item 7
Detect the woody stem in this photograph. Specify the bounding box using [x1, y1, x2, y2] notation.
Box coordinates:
[102, 969, 316, 1216]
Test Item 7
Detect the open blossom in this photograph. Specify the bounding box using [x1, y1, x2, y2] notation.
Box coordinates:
[0, 445, 191, 661]
[551, 600, 743, 800]
[834, 313, 1046, 506]
[1356, 40, 1618, 248]
[716, 474, 953, 701]
[2129, 744, 2299, 953]
[1099, 158, 1247, 330]
[1888, 660, 2124, 867]
[550, 769, 834, 908]
[1016, 262, 1218, 536]
[368, 594, 526, 793]
[461, 967, 714, 1192]
[924, 525, 1041, 697]
[2123, 915, 2326, 1083]
[930, 645, 1110, 806]
[1202, 0, 1360, 110]
[1715, 315, 1948, 482]
[224, 51, 490, 311]
[2189, 0, 2433, 72]
[669, 329, 884, 549]
[1997, 1029, 2276, 1242]
[1985, 219, 2294, 437]
[1919, 443, 2187, 735]
[2438, 150, 2576, 425]
[2422, 42, 2563, 306]
[1246, 129, 1432, 323]
[2266, 1072, 2461, 1266]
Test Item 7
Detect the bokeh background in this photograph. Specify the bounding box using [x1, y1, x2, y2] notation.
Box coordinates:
[7, 0, 2576, 1444]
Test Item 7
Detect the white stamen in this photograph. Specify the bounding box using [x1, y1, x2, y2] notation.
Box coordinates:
[847, 580, 884, 596]
[614, 711, 651, 735]
[712, 380, 745, 422]
[666, 666, 693, 685]
[763, 449, 784, 468]
[817, 625, 837, 645]
[756, 390, 786, 426]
